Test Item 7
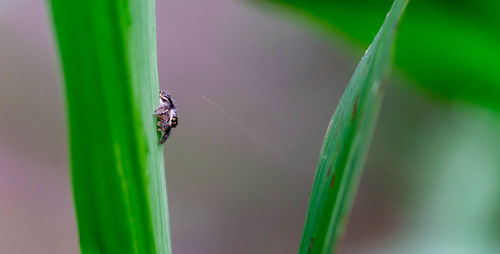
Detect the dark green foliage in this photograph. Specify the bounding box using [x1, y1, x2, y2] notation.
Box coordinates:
[258, 0, 500, 111]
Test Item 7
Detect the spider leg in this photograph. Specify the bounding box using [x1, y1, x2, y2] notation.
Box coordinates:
[154, 105, 170, 116]
[158, 117, 170, 127]
[157, 119, 166, 127]
[166, 96, 175, 108]
[159, 127, 172, 144]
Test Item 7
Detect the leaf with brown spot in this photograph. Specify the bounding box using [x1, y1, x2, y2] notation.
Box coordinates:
[297, 0, 409, 253]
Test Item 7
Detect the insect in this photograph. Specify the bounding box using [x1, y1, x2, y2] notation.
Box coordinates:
[154, 90, 178, 144]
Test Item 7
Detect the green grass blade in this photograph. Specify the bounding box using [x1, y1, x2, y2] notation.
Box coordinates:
[48, 0, 171, 253]
[299, 1, 408, 253]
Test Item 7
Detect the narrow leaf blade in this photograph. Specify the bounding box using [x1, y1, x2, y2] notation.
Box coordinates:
[299, 0, 409, 253]
[48, 0, 171, 253]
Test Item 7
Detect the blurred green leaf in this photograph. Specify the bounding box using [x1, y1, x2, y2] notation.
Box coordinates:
[371, 107, 500, 254]
[257, 0, 500, 111]
[49, 0, 171, 253]
[298, 1, 408, 253]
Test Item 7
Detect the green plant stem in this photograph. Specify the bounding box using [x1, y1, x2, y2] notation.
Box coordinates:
[48, 0, 171, 253]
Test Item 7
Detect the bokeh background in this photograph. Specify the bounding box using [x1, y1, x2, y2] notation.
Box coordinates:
[1, 0, 500, 253]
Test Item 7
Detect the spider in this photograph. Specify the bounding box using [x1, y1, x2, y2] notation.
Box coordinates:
[154, 90, 178, 144]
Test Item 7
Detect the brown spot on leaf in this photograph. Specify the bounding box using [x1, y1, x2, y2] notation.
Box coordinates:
[329, 173, 336, 189]
[326, 165, 332, 176]
[308, 237, 314, 253]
